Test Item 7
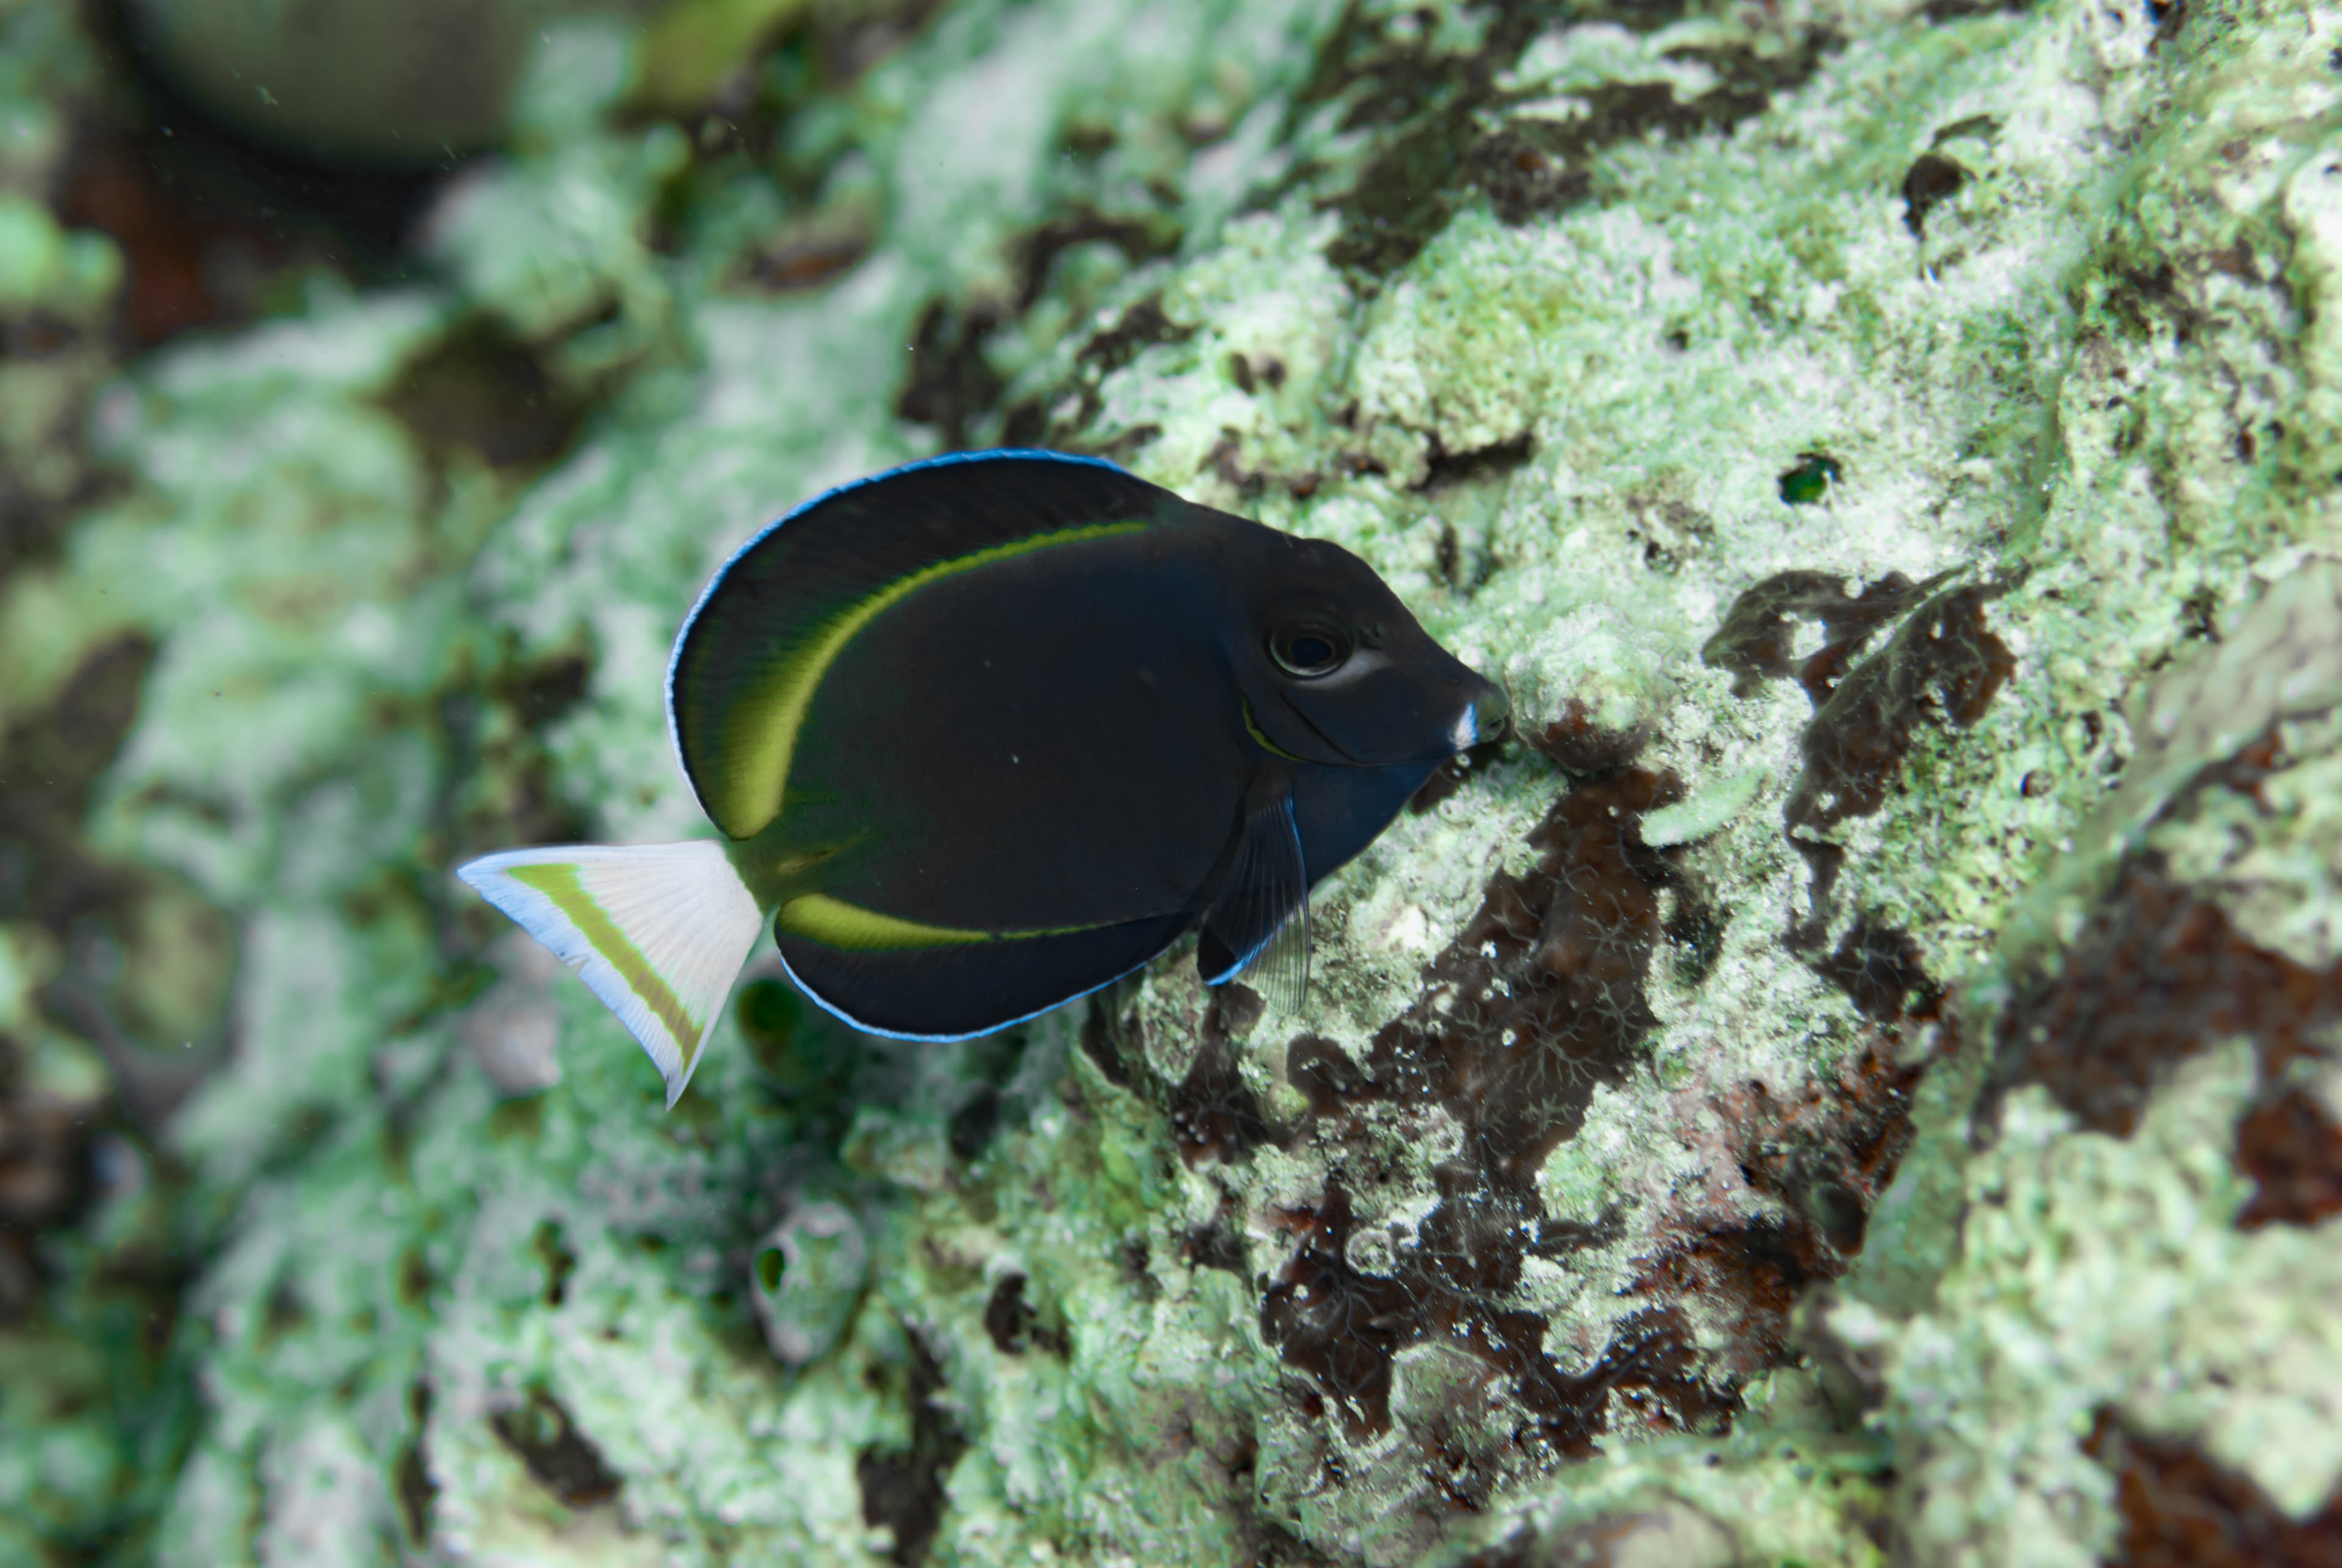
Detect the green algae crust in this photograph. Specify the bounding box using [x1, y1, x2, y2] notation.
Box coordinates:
[6, 0, 2342, 1564]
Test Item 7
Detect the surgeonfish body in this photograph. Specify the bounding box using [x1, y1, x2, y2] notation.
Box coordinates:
[460, 451, 1509, 1106]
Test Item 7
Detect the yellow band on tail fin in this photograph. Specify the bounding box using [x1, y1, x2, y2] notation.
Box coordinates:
[457, 841, 765, 1109]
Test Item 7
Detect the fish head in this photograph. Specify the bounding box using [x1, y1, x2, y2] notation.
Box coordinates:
[1222, 526, 1509, 767]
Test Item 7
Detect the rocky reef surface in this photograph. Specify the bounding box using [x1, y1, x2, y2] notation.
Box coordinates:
[3, 0, 2341, 1564]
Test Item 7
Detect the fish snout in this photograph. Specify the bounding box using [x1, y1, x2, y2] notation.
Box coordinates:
[1453, 678, 1512, 751]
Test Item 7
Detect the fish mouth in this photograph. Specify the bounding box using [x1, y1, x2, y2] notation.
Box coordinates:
[1268, 678, 1514, 767]
[1455, 682, 1512, 750]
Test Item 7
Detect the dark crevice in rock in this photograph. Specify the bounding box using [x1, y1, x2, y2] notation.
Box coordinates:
[947, 1084, 1001, 1162]
[897, 210, 1186, 451]
[1419, 430, 1538, 493]
[1076, 294, 1193, 376]
[982, 1273, 1067, 1356]
[857, 1329, 969, 1566]
[1900, 152, 1969, 240]
[2085, 1411, 2342, 1567]
[1714, 564, 2010, 1003]
[1268, 739, 1789, 1455]
[1009, 210, 1186, 313]
[0, 1102, 88, 1321]
[1701, 568, 1952, 703]
[897, 296, 1012, 453]
[2145, 0, 2192, 51]
[530, 1221, 576, 1307]
[1997, 853, 2342, 1141]
[2234, 1084, 2342, 1230]
[1208, 428, 1275, 503]
[490, 1391, 622, 1508]
[812, 0, 956, 87]
[1815, 915, 1946, 1025]
[0, 634, 159, 931]
[995, 288, 1194, 455]
[1782, 577, 2016, 940]
[2102, 260, 2209, 347]
[1078, 1000, 1139, 1091]
[0, 276, 123, 577]
[1298, 1, 1841, 276]
[1181, 1217, 1252, 1277]
[396, 1380, 437, 1544]
[377, 318, 589, 476]
[1223, 1428, 1342, 1566]
[1666, 889, 1730, 991]
[0, 634, 222, 1316]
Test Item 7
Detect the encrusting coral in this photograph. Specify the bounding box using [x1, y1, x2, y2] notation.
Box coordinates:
[2, 0, 2341, 1564]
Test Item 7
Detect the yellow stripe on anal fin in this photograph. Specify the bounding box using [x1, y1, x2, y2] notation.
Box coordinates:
[710, 520, 1148, 839]
[777, 893, 998, 951]
[509, 861, 703, 1051]
[775, 893, 1110, 952]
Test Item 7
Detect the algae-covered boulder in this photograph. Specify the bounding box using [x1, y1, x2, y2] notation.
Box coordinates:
[4, 0, 2341, 1563]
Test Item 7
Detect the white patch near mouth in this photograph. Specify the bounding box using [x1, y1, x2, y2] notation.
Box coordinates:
[1452, 704, 1478, 751]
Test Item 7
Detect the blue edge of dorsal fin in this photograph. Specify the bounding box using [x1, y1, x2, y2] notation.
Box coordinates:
[661, 448, 1134, 826]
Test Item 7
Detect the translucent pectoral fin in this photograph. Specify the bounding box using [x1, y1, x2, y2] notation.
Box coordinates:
[457, 841, 765, 1109]
[1197, 790, 1310, 1012]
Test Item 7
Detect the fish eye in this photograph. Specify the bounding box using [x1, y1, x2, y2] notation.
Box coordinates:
[1269, 622, 1352, 678]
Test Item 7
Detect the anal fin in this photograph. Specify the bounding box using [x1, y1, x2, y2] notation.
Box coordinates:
[779, 912, 1191, 1041]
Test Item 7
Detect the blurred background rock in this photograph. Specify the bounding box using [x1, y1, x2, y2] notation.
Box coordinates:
[120, 0, 591, 166]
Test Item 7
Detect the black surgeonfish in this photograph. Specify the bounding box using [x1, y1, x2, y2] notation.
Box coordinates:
[460, 451, 1508, 1105]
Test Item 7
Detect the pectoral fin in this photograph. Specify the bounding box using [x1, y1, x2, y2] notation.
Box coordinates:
[1196, 790, 1309, 1011]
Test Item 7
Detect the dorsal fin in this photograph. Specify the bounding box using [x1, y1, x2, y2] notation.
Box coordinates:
[666, 449, 1183, 840]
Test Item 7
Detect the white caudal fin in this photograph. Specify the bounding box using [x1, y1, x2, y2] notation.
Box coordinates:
[457, 841, 765, 1109]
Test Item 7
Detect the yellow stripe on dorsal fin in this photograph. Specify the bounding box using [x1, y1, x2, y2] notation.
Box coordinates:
[705, 520, 1147, 839]
[666, 452, 1187, 844]
[457, 842, 765, 1109]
